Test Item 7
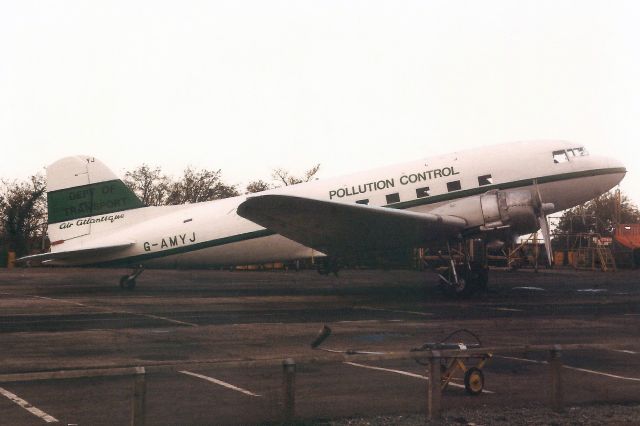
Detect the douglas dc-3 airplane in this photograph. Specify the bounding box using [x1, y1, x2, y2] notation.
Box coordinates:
[18, 140, 625, 297]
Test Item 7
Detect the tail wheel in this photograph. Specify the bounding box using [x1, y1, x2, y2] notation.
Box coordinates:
[464, 367, 484, 395]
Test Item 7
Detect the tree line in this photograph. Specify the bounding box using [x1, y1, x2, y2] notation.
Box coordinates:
[122, 163, 320, 206]
[0, 164, 320, 259]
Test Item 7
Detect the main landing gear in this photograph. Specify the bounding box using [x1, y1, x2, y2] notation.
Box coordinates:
[437, 242, 489, 298]
[119, 265, 145, 290]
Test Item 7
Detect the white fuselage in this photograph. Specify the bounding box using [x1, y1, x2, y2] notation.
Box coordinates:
[47, 140, 625, 267]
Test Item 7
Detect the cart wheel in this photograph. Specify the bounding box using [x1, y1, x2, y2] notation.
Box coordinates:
[464, 367, 484, 395]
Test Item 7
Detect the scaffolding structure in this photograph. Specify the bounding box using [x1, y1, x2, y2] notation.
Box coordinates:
[556, 233, 616, 272]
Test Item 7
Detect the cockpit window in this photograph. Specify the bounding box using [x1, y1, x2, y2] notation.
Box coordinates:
[553, 147, 589, 163]
[575, 147, 588, 156]
[553, 150, 569, 163]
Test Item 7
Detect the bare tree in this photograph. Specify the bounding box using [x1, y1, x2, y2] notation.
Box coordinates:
[245, 180, 272, 194]
[123, 164, 170, 206]
[166, 167, 240, 205]
[0, 175, 47, 256]
[271, 164, 321, 187]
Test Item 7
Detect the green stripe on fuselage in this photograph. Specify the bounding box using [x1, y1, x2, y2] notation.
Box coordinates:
[48, 179, 145, 224]
[90, 229, 276, 267]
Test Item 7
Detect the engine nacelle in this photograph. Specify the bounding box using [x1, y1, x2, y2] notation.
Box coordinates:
[480, 190, 540, 234]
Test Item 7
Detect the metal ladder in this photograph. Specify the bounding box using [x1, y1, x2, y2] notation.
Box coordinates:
[596, 243, 617, 272]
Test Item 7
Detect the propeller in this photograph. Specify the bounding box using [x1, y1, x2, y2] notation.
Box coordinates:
[533, 183, 555, 267]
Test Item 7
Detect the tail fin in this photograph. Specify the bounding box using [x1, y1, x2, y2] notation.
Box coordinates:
[47, 156, 144, 225]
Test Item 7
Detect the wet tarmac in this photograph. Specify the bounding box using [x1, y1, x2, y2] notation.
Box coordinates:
[0, 267, 638, 425]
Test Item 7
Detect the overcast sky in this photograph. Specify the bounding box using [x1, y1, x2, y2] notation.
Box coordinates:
[1, 1, 639, 203]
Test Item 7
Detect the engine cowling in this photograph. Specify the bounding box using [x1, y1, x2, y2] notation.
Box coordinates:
[480, 190, 540, 234]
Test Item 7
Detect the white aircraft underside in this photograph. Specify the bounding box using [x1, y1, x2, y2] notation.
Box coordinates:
[19, 140, 626, 274]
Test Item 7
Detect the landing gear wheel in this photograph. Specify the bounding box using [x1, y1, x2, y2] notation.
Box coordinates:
[438, 263, 488, 298]
[438, 267, 474, 298]
[464, 367, 484, 395]
[119, 275, 136, 290]
[439, 272, 469, 298]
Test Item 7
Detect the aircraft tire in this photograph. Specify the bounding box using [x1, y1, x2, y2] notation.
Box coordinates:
[438, 264, 487, 298]
[464, 367, 484, 395]
[438, 273, 474, 298]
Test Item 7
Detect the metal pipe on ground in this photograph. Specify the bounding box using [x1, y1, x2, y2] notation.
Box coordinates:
[550, 346, 564, 412]
[427, 351, 442, 420]
[132, 367, 146, 426]
[282, 358, 296, 423]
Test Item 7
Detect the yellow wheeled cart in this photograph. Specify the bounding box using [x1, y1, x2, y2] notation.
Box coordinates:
[412, 329, 492, 395]
[439, 349, 492, 395]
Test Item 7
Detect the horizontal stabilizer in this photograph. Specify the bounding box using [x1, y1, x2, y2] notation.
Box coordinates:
[237, 195, 466, 256]
[16, 242, 135, 266]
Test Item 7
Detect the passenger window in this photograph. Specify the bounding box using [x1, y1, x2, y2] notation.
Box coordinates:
[416, 187, 430, 198]
[575, 147, 588, 156]
[553, 150, 569, 163]
[386, 193, 400, 204]
[478, 174, 493, 186]
[447, 181, 461, 192]
[356, 199, 369, 205]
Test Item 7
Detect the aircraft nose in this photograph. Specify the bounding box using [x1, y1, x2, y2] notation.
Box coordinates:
[597, 154, 626, 185]
[606, 155, 626, 174]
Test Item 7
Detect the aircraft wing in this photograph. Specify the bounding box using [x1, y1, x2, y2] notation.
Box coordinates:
[16, 241, 135, 265]
[237, 195, 467, 256]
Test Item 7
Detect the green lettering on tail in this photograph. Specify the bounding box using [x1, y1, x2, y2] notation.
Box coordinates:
[47, 180, 144, 224]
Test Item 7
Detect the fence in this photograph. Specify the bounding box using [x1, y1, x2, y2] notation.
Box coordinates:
[0, 343, 633, 424]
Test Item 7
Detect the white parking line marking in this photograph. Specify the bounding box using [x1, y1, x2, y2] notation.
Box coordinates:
[133, 313, 197, 327]
[343, 362, 494, 393]
[612, 349, 638, 355]
[179, 371, 261, 397]
[0, 386, 59, 423]
[562, 365, 640, 382]
[357, 306, 434, 316]
[31, 295, 198, 327]
[493, 307, 524, 312]
[344, 362, 427, 379]
[495, 355, 545, 364]
[495, 355, 640, 382]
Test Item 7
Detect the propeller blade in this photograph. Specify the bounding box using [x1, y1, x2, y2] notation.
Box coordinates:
[538, 213, 554, 267]
[533, 182, 554, 267]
